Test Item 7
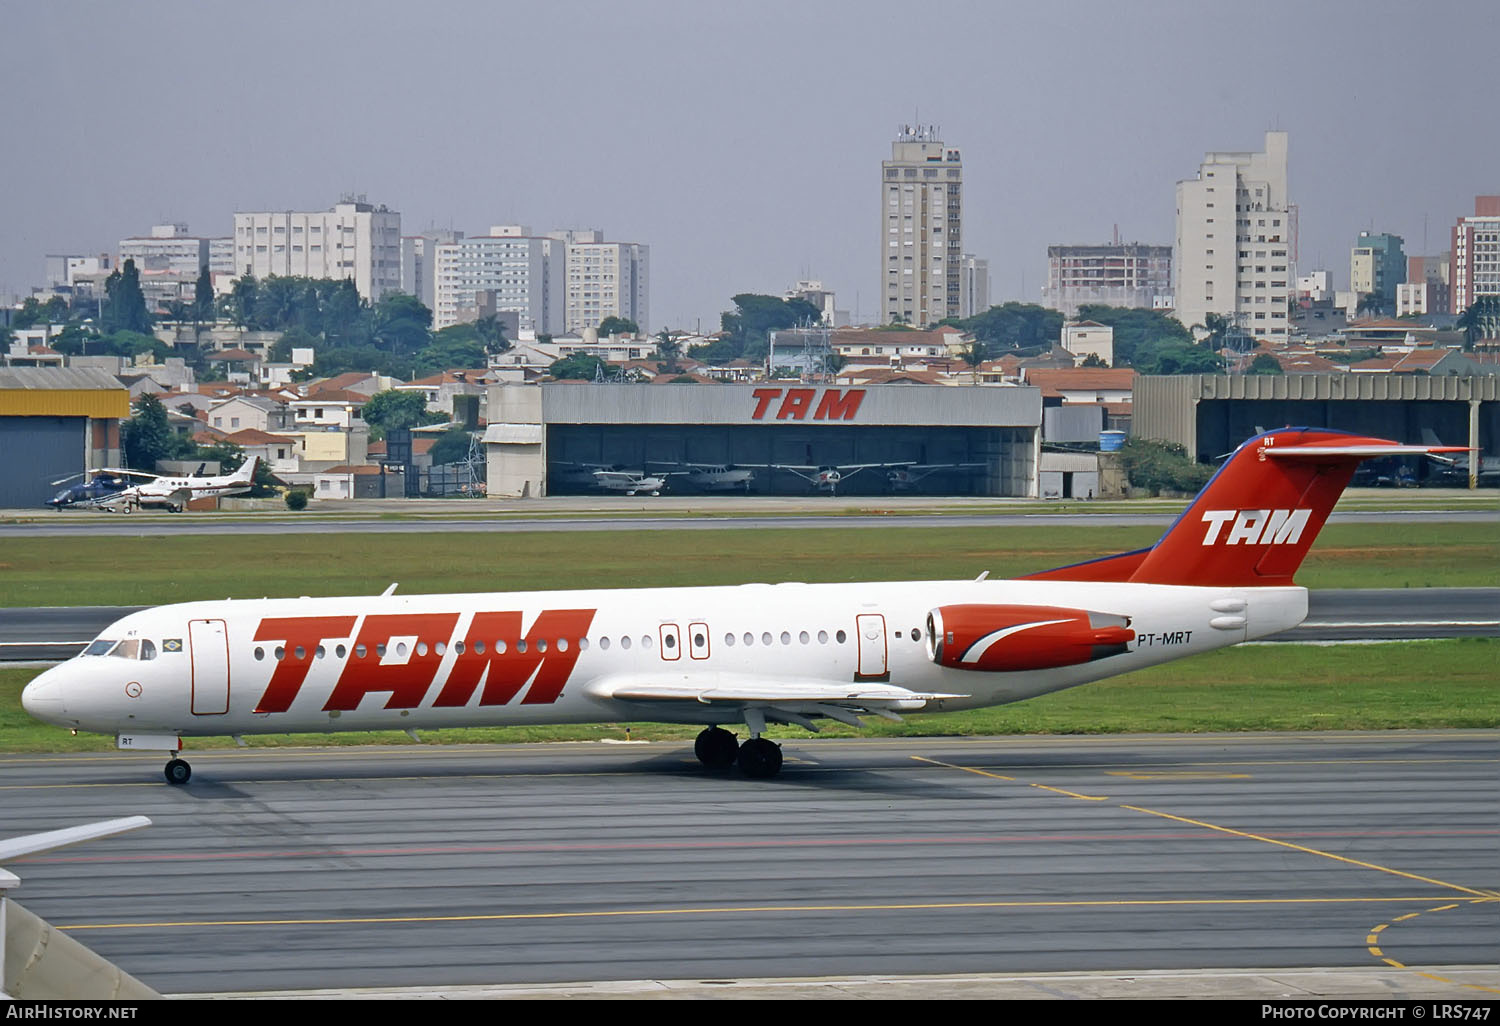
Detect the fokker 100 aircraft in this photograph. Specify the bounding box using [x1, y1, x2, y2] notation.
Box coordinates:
[22, 429, 1461, 784]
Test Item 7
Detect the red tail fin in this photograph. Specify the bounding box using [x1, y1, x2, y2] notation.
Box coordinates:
[1026, 429, 1464, 588]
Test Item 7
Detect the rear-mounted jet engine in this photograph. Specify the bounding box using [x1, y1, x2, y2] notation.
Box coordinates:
[926, 604, 1134, 672]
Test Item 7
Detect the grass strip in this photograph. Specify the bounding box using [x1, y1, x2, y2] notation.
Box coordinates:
[0, 522, 1494, 608]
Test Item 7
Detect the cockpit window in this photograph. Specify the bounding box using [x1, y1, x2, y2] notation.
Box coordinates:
[140, 640, 157, 661]
[110, 640, 142, 660]
[84, 639, 116, 656]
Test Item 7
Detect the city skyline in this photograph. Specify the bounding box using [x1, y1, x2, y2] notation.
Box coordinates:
[1, 0, 1494, 332]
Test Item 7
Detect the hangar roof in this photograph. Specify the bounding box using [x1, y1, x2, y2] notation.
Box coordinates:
[0, 366, 130, 418]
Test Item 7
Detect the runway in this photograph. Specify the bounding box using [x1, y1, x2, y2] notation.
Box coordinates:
[2, 588, 1494, 661]
[3, 733, 1496, 998]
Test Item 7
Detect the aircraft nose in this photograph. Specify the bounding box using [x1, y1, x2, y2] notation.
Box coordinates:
[21, 669, 69, 724]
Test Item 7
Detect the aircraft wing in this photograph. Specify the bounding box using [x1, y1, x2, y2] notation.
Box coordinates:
[586, 672, 965, 713]
[840, 461, 916, 471]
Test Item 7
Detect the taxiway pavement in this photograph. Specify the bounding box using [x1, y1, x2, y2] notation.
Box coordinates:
[3, 732, 1495, 998]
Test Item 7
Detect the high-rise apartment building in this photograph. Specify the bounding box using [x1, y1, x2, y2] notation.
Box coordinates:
[958, 254, 990, 318]
[1173, 131, 1293, 340]
[431, 228, 562, 333]
[401, 229, 464, 313]
[1350, 232, 1405, 307]
[880, 126, 962, 327]
[118, 224, 210, 275]
[549, 230, 649, 334]
[1404, 253, 1451, 315]
[1452, 196, 1500, 313]
[233, 198, 402, 301]
[1042, 242, 1171, 317]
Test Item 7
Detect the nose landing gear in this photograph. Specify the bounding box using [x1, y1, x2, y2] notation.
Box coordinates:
[164, 756, 191, 785]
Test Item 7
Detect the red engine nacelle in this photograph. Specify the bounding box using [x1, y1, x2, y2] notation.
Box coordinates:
[926, 604, 1134, 672]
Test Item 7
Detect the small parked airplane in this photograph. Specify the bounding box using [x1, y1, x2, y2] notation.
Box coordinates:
[21, 429, 1463, 784]
[885, 463, 985, 492]
[87, 456, 260, 513]
[592, 467, 669, 496]
[651, 463, 757, 492]
[772, 461, 915, 496]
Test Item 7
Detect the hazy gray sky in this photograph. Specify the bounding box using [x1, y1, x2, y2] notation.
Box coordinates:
[2, 0, 1494, 330]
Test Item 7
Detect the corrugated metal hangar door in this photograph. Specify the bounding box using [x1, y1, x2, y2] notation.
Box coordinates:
[1, 416, 85, 508]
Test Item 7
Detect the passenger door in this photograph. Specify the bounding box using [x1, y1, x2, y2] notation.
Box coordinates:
[189, 618, 230, 715]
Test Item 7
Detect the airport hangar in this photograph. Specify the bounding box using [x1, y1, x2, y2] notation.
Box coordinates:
[1133, 373, 1498, 475]
[0, 367, 130, 508]
[482, 383, 1042, 497]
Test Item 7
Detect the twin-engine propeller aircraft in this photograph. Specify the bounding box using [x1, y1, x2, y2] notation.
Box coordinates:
[23, 429, 1462, 784]
[51, 456, 260, 513]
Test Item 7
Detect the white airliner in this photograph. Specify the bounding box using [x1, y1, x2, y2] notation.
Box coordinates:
[22, 430, 1461, 784]
[93, 456, 260, 513]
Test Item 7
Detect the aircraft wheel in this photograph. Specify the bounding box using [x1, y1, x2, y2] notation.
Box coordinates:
[694, 727, 739, 770]
[121, 504, 132, 515]
[737, 738, 783, 779]
[164, 758, 191, 785]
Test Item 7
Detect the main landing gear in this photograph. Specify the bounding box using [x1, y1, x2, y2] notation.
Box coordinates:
[164, 755, 191, 785]
[694, 726, 783, 779]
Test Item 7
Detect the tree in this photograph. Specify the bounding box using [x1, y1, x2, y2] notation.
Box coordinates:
[1197, 312, 1232, 349]
[548, 353, 610, 380]
[121, 393, 193, 470]
[1132, 338, 1225, 375]
[952, 303, 1063, 351]
[411, 333, 485, 378]
[1118, 437, 1212, 495]
[1080, 352, 1108, 368]
[193, 265, 215, 337]
[269, 327, 319, 363]
[1456, 298, 1500, 350]
[475, 315, 509, 355]
[655, 329, 683, 373]
[223, 276, 259, 329]
[1246, 353, 1284, 375]
[1072, 305, 1192, 368]
[428, 426, 475, 467]
[361, 389, 447, 441]
[1357, 292, 1386, 319]
[598, 316, 639, 337]
[103, 259, 151, 334]
[694, 294, 821, 365]
[13, 296, 69, 329]
[371, 292, 432, 356]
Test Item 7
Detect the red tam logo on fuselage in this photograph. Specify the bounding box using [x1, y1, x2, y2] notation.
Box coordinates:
[1199, 508, 1312, 546]
[750, 388, 865, 421]
[251, 609, 596, 714]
